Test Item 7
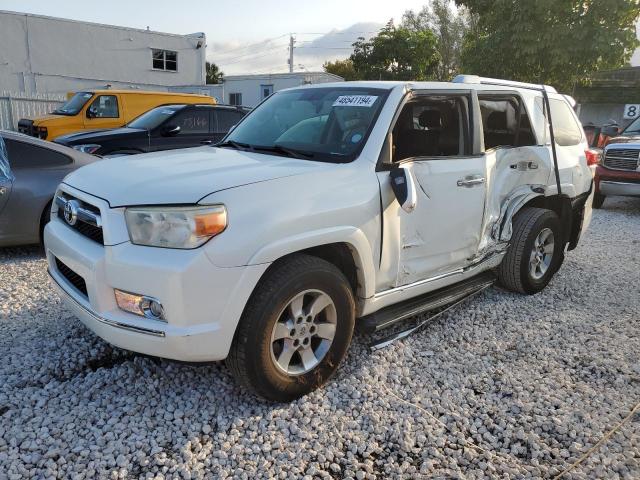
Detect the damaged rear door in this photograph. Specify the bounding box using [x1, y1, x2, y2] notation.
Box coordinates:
[382, 90, 487, 287]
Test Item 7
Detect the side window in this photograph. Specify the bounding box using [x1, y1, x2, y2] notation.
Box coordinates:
[548, 98, 583, 146]
[392, 96, 469, 162]
[4, 138, 72, 169]
[479, 95, 536, 150]
[215, 110, 245, 133]
[172, 109, 210, 134]
[229, 93, 242, 106]
[88, 95, 119, 118]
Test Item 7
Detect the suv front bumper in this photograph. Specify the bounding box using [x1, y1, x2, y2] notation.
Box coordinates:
[45, 207, 268, 362]
[595, 165, 640, 197]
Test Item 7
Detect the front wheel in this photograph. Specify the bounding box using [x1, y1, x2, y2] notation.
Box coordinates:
[227, 254, 355, 401]
[496, 207, 563, 295]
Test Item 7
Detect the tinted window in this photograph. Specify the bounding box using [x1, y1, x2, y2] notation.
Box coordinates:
[215, 110, 245, 133]
[4, 139, 72, 169]
[128, 105, 186, 130]
[172, 109, 210, 134]
[152, 49, 178, 71]
[393, 96, 469, 161]
[53, 92, 93, 116]
[538, 98, 583, 146]
[89, 95, 119, 118]
[479, 95, 536, 150]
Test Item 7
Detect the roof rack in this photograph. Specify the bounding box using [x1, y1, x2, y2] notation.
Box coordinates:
[452, 75, 557, 94]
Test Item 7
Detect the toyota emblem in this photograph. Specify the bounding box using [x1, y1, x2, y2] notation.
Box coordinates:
[63, 200, 79, 226]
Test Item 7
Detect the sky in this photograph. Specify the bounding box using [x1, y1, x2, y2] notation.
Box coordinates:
[0, 0, 429, 74]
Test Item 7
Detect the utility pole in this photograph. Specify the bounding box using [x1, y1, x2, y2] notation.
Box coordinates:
[288, 34, 295, 73]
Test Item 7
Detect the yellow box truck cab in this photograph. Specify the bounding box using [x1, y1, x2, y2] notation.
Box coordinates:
[18, 90, 216, 141]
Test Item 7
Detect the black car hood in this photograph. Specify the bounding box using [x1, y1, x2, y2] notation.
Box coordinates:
[55, 127, 146, 145]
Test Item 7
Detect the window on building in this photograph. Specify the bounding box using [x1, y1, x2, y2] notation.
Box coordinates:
[171, 109, 210, 134]
[229, 93, 242, 106]
[260, 84, 274, 100]
[478, 95, 536, 150]
[152, 49, 178, 71]
[87, 95, 119, 119]
[392, 96, 470, 161]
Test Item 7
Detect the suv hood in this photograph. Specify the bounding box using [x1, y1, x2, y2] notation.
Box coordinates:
[63, 146, 332, 207]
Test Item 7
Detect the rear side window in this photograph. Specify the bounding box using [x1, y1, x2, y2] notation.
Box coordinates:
[215, 110, 245, 133]
[548, 98, 583, 146]
[4, 138, 72, 170]
[478, 95, 536, 150]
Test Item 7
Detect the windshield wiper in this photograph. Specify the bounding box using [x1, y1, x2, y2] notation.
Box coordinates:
[251, 144, 315, 160]
[216, 140, 255, 151]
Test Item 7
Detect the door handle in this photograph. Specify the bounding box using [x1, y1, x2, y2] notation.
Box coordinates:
[457, 175, 485, 188]
[200, 140, 213, 145]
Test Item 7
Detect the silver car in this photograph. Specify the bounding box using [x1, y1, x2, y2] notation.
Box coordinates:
[0, 130, 98, 247]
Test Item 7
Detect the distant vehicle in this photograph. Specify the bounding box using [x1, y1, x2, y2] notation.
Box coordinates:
[54, 104, 250, 156]
[0, 130, 97, 247]
[593, 141, 640, 208]
[18, 90, 216, 141]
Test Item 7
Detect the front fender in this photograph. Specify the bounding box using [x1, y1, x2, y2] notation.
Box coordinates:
[248, 226, 377, 299]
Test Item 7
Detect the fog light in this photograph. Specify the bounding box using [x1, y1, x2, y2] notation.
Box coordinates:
[115, 289, 165, 321]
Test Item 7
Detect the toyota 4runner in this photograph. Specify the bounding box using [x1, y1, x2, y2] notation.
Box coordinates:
[45, 76, 595, 401]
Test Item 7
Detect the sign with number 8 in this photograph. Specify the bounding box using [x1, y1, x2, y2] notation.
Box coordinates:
[623, 104, 640, 120]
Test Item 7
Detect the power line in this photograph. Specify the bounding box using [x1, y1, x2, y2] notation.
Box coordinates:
[216, 45, 288, 66]
[213, 34, 289, 57]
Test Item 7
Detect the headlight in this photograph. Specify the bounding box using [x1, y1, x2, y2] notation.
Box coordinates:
[37, 126, 48, 139]
[125, 205, 227, 249]
[72, 144, 101, 154]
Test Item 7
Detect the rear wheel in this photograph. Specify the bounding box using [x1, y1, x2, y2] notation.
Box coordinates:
[592, 192, 605, 209]
[496, 207, 562, 295]
[227, 254, 355, 401]
[39, 200, 52, 247]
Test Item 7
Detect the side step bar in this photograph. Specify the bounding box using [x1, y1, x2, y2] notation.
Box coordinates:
[360, 272, 496, 333]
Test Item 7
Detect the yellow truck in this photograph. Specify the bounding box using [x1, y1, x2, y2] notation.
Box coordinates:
[18, 90, 216, 141]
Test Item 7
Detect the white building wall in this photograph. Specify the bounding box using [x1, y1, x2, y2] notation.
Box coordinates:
[0, 10, 206, 94]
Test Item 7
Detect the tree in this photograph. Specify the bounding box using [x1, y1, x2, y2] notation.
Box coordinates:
[350, 20, 440, 81]
[402, 0, 471, 80]
[456, 0, 640, 92]
[206, 62, 224, 84]
[323, 59, 359, 81]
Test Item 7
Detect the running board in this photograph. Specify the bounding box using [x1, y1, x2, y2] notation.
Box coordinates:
[359, 272, 496, 333]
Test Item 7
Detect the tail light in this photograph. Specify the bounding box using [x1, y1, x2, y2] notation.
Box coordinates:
[585, 149, 601, 166]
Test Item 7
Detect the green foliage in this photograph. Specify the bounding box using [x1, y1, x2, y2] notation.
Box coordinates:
[323, 59, 358, 81]
[402, 0, 471, 80]
[456, 0, 640, 92]
[206, 62, 224, 84]
[349, 20, 441, 81]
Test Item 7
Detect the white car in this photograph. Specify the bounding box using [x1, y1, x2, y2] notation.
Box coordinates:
[45, 76, 595, 401]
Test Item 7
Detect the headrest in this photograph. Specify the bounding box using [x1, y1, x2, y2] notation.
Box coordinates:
[418, 110, 442, 129]
[487, 111, 508, 131]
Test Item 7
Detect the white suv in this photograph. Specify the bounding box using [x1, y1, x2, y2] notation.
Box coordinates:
[45, 76, 595, 401]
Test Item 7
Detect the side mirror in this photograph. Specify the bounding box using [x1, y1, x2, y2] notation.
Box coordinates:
[601, 125, 620, 137]
[86, 107, 97, 119]
[390, 166, 417, 213]
[162, 125, 181, 136]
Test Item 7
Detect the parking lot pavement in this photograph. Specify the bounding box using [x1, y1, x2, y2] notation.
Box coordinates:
[1, 198, 639, 479]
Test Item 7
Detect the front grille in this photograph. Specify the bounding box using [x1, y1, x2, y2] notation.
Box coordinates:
[604, 148, 640, 171]
[56, 194, 104, 245]
[55, 257, 88, 297]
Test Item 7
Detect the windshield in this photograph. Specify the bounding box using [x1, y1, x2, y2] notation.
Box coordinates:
[222, 87, 389, 162]
[0, 135, 14, 182]
[623, 116, 640, 134]
[53, 92, 93, 116]
[128, 105, 186, 130]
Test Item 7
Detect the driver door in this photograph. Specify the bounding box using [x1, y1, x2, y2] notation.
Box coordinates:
[378, 91, 487, 288]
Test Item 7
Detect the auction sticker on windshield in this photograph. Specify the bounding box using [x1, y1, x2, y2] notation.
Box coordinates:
[333, 95, 378, 107]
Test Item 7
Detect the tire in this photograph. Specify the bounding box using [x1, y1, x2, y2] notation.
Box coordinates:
[227, 254, 356, 402]
[592, 192, 605, 209]
[39, 200, 52, 247]
[496, 207, 563, 295]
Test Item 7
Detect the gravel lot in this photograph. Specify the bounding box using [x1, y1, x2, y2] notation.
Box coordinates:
[1, 197, 639, 479]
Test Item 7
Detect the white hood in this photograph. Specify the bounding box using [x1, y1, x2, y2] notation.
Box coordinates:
[63, 146, 331, 207]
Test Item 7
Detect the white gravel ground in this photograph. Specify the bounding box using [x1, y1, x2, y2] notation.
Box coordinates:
[1, 197, 639, 479]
